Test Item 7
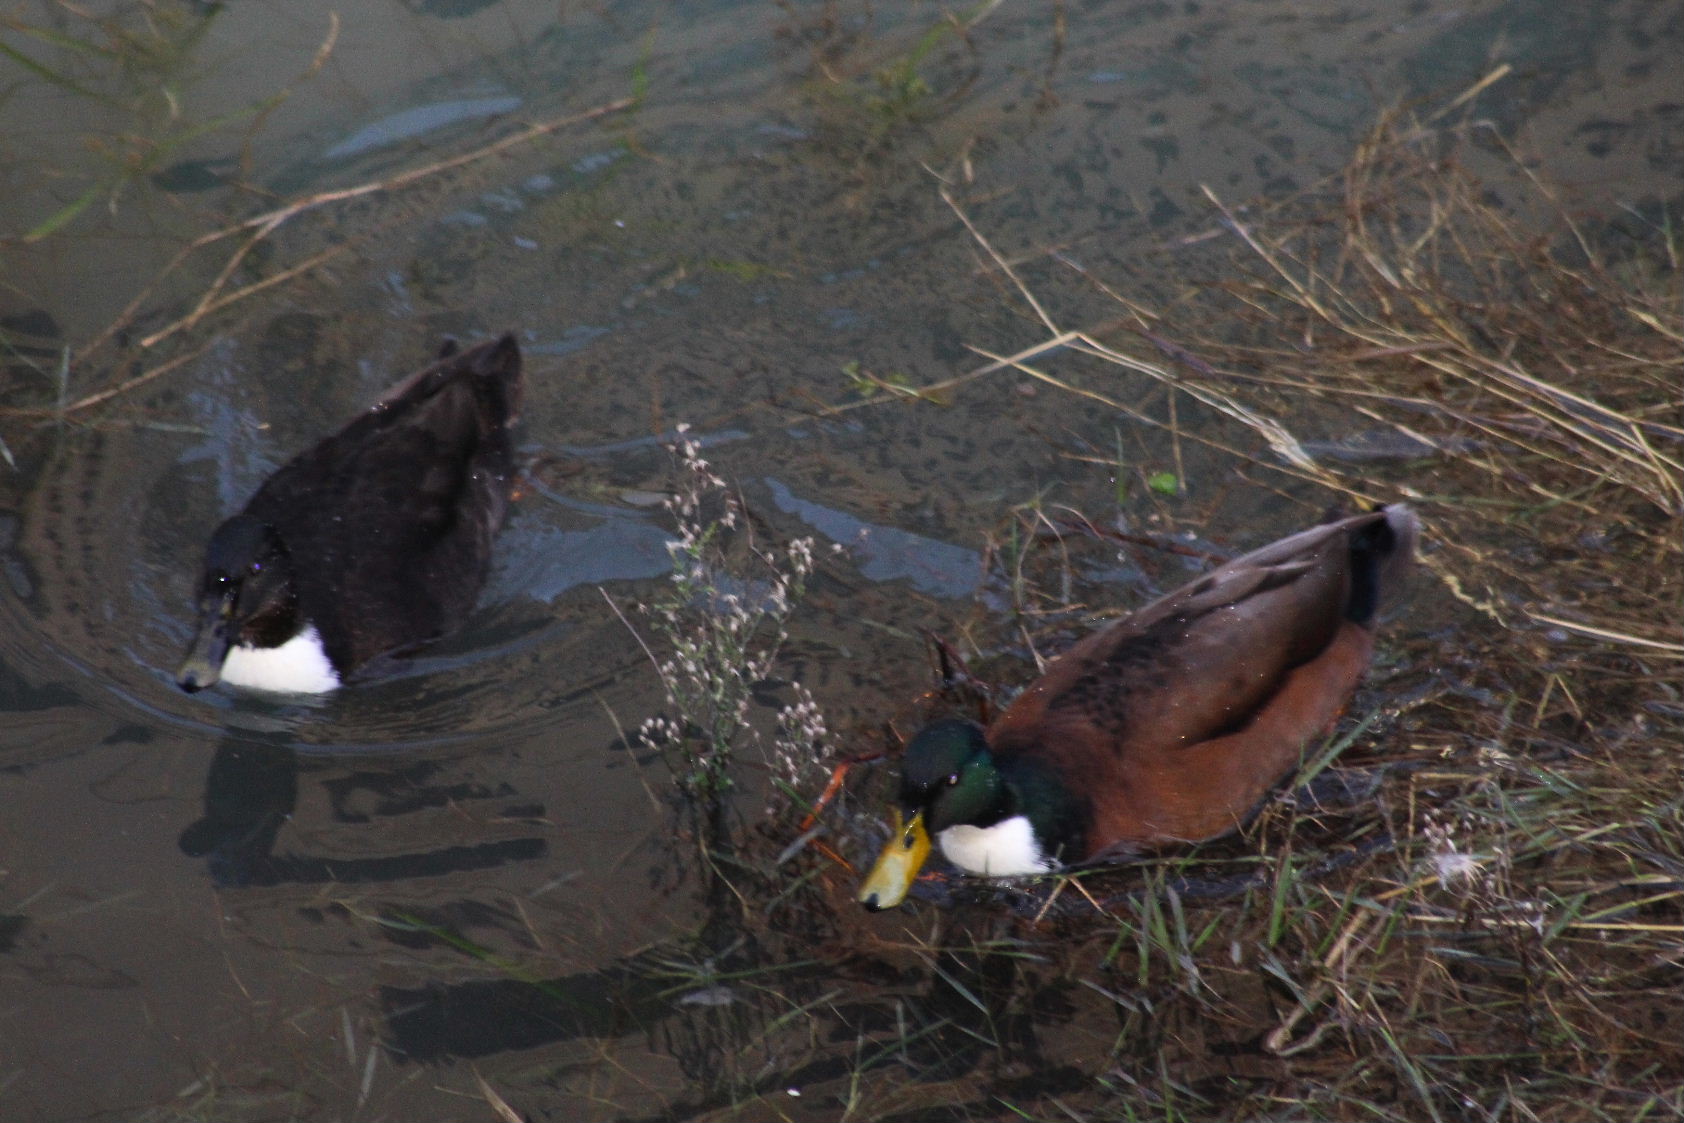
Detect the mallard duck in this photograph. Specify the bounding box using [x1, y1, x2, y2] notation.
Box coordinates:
[858, 504, 1418, 910]
[176, 334, 523, 694]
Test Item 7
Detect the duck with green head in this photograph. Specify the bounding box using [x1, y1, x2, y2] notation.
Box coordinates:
[858, 504, 1418, 910]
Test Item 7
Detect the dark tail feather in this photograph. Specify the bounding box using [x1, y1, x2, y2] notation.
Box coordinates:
[1346, 504, 1419, 626]
[375, 334, 522, 413]
[376, 334, 524, 430]
[472, 333, 524, 423]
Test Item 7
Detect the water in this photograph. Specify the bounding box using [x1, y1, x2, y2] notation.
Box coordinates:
[1, 1, 1678, 1119]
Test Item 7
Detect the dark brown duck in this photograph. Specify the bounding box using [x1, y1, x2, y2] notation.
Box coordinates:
[176, 334, 523, 694]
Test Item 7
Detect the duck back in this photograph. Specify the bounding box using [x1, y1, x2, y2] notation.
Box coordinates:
[243, 335, 523, 673]
[989, 505, 1417, 858]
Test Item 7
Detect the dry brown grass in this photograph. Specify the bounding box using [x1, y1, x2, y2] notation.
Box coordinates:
[103, 94, 1676, 1121]
[133, 98, 1674, 1121]
[756, 101, 1684, 1122]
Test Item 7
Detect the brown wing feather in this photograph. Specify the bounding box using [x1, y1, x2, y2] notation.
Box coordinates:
[984, 508, 1407, 859]
[1086, 623, 1374, 848]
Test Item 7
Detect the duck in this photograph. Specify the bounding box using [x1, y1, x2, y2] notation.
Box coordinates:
[858, 504, 1418, 910]
[176, 334, 523, 694]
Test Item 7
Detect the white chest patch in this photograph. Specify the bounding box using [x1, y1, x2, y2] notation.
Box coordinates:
[937, 816, 1056, 877]
[219, 625, 342, 694]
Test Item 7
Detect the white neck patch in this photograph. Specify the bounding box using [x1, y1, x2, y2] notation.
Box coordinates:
[219, 625, 341, 694]
[937, 816, 1056, 877]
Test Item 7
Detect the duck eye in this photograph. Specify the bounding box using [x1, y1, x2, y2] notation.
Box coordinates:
[946, 773, 960, 787]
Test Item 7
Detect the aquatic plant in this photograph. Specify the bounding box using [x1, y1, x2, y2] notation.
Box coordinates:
[1, 0, 302, 243]
[632, 425, 826, 832]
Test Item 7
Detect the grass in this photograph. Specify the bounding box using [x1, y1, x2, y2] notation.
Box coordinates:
[27, 87, 1665, 1120]
[786, 0, 1012, 163]
[10, 17, 1676, 1112]
[0, 1, 331, 243]
[605, 96, 1684, 1120]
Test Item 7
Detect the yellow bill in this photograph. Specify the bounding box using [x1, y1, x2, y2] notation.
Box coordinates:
[857, 807, 932, 911]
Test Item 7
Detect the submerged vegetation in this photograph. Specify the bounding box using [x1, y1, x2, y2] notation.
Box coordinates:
[0, 0, 302, 242]
[783, 0, 1019, 161]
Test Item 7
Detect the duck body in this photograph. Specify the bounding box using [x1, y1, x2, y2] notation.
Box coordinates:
[176, 334, 523, 694]
[859, 504, 1418, 909]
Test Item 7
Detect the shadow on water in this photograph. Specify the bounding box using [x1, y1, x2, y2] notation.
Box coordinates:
[368, 782, 1058, 1109]
[178, 736, 547, 889]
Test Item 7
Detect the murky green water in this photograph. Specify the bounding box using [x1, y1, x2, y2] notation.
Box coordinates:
[2, 1, 1678, 1119]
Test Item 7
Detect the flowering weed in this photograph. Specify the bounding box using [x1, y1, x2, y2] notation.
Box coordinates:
[630, 426, 826, 832]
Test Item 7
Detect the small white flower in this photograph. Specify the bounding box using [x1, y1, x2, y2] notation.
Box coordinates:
[1433, 848, 1481, 883]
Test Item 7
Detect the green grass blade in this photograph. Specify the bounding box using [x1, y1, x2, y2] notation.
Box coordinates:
[0, 35, 102, 98]
[24, 179, 109, 242]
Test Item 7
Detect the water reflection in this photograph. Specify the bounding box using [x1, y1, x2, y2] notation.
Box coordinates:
[765, 477, 980, 601]
[367, 821, 1098, 1106]
[499, 495, 674, 602]
[179, 735, 547, 889]
[383, 964, 668, 1061]
[322, 96, 525, 162]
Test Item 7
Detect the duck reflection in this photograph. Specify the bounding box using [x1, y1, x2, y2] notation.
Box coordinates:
[179, 734, 545, 888]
